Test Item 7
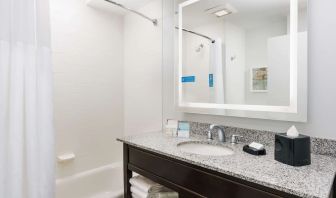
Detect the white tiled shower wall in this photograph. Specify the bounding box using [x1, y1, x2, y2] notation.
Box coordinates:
[124, 0, 163, 135]
[51, 0, 162, 180]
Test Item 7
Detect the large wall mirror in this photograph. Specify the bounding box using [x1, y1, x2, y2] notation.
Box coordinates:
[174, 0, 307, 121]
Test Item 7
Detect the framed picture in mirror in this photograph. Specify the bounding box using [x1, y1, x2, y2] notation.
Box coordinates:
[251, 67, 268, 93]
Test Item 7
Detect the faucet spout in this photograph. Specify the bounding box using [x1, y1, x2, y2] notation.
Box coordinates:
[208, 124, 226, 142]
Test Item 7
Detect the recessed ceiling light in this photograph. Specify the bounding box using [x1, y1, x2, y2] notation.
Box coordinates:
[214, 9, 231, 17]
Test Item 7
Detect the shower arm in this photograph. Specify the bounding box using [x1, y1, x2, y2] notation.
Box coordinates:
[104, 0, 158, 26]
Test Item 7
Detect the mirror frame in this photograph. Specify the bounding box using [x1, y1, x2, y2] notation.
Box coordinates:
[175, 0, 307, 121]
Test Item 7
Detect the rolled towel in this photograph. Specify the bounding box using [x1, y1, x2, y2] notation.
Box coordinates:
[155, 192, 179, 198]
[131, 186, 178, 198]
[130, 175, 168, 193]
[131, 186, 148, 198]
[132, 192, 141, 198]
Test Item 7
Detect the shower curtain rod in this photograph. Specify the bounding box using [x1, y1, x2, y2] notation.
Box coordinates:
[175, 26, 215, 43]
[104, 0, 158, 26]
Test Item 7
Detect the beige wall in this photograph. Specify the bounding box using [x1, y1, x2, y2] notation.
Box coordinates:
[51, 0, 124, 178]
[51, 0, 163, 179]
[124, 0, 163, 135]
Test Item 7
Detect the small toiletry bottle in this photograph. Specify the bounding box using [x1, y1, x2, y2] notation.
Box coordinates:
[165, 125, 177, 136]
[177, 121, 190, 138]
[165, 119, 178, 136]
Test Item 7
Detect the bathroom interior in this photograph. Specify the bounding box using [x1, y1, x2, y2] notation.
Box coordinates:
[1, 0, 336, 198]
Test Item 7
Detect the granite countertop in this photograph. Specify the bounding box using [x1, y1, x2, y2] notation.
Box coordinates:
[118, 132, 336, 198]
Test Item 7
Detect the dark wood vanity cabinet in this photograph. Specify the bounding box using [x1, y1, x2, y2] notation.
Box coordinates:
[123, 144, 306, 198]
[332, 178, 336, 198]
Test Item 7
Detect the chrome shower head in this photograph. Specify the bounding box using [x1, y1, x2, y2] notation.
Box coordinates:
[196, 44, 204, 52]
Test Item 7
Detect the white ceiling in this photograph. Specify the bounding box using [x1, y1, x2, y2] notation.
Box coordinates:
[178, 0, 307, 29]
[86, 0, 153, 15]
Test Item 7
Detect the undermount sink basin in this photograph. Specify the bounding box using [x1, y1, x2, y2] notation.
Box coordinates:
[177, 141, 234, 156]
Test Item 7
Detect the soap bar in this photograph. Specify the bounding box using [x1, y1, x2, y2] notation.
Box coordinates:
[249, 142, 264, 150]
[243, 145, 266, 156]
[57, 153, 75, 163]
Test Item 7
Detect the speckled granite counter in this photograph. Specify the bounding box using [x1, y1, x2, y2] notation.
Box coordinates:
[118, 132, 336, 198]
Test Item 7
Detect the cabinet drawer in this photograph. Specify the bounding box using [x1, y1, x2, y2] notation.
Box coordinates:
[128, 147, 283, 198]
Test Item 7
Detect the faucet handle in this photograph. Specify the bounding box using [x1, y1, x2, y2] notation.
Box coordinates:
[230, 135, 243, 144]
[207, 130, 213, 140]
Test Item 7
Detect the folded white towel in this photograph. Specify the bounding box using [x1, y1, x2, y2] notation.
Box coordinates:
[132, 192, 141, 198]
[154, 192, 178, 198]
[131, 186, 148, 198]
[131, 186, 178, 198]
[130, 175, 167, 193]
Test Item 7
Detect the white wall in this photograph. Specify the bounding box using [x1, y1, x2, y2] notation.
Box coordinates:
[51, 0, 124, 178]
[224, 22, 246, 105]
[124, 0, 163, 135]
[245, 20, 287, 105]
[267, 32, 307, 109]
[163, 0, 336, 140]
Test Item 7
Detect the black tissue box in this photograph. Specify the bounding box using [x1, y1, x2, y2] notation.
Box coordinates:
[274, 133, 311, 166]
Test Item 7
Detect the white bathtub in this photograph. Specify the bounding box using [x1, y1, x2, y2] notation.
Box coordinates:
[56, 162, 124, 198]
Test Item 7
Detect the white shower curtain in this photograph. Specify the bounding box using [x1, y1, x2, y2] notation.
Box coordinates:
[209, 38, 225, 103]
[0, 1, 54, 198]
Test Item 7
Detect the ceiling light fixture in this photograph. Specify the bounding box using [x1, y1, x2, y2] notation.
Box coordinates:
[214, 9, 231, 17]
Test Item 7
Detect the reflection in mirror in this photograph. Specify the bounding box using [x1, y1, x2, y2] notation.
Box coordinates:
[176, 0, 307, 109]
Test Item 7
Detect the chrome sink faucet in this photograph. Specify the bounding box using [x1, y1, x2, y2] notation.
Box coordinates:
[207, 124, 226, 142]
